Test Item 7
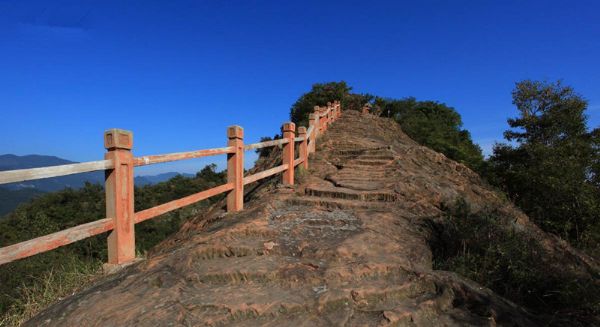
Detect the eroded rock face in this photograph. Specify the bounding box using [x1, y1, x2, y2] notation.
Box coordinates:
[26, 111, 596, 326]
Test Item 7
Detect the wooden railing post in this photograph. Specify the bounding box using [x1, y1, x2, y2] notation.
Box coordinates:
[333, 101, 338, 119]
[227, 126, 244, 212]
[298, 126, 308, 170]
[314, 106, 322, 134]
[104, 129, 135, 265]
[309, 113, 317, 153]
[282, 122, 295, 185]
[320, 107, 327, 132]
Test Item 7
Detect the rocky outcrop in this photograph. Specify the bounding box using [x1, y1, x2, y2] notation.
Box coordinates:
[26, 111, 597, 326]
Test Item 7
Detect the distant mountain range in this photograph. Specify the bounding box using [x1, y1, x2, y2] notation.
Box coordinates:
[0, 154, 193, 216]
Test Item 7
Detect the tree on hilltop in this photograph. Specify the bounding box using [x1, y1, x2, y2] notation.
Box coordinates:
[487, 80, 600, 251]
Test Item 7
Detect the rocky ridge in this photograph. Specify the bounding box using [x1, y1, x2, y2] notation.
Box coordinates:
[26, 110, 598, 326]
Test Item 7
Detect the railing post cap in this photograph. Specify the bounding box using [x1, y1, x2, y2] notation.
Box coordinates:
[298, 126, 307, 134]
[227, 125, 244, 139]
[104, 128, 133, 150]
[282, 122, 296, 132]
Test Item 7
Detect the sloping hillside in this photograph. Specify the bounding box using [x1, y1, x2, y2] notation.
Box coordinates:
[25, 111, 598, 326]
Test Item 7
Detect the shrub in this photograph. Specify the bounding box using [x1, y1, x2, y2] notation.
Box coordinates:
[427, 199, 599, 325]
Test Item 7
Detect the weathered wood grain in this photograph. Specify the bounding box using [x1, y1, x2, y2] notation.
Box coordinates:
[0, 160, 113, 185]
[0, 218, 114, 265]
[243, 138, 289, 151]
[243, 164, 289, 185]
[134, 183, 234, 223]
[133, 147, 234, 167]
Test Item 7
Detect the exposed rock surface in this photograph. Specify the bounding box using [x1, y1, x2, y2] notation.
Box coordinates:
[27, 111, 598, 326]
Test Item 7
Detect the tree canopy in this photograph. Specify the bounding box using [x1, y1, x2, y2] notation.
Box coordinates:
[487, 80, 600, 252]
[289, 81, 373, 126]
[374, 97, 485, 172]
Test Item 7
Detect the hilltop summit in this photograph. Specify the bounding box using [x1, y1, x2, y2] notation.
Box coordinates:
[26, 110, 598, 326]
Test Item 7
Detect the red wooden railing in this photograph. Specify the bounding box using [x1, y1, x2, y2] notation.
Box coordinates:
[0, 101, 342, 266]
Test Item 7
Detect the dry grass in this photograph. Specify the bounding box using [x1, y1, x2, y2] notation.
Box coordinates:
[294, 166, 309, 184]
[0, 258, 100, 327]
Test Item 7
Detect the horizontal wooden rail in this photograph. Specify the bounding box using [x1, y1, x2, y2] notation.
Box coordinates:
[134, 183, 234, 223]
[294, 157, 304, 167]
[0, 218, 114, 265]
[134, 147, 234, 167]
[243, 138, 289, 151]
[0, 160, 114, 185]
[243, 164, 289, 185]
[294, 136, 306, 142]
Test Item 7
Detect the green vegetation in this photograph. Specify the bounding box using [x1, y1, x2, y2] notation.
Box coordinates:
[0, 164, 225, 325]
[428, 199, 599, 325]
[0, 187, 43, 216]
[486, 80, 600, 255]
[289, 81, 372, 126]
[374, 97, 485, 172]
[255, 136, 279, 159]
[0, 257, 99, 327]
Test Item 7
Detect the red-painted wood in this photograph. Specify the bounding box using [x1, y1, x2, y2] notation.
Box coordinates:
[282, 122, 295, 185]
[104, 129, 136, 265]
[227, 126, 244, 212]
[135, 183, 234, 223]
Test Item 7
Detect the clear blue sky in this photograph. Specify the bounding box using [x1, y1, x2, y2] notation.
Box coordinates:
[1, 1, 599, 175]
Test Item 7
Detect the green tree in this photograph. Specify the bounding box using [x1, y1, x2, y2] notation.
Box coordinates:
[375, 97, 484, 172]
[290, 81, 372, 126]
[290, 81, 350, 126]
[488, 80, 599, 251]
[591, 127, 600, 189]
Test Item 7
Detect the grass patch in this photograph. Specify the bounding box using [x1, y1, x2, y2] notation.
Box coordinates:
[0, 256, 100, 327]
[295, 165, 309, 184]
[427, 199, 600, 326]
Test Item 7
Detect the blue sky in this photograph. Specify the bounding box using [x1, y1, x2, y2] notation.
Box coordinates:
[1, 0, 599, 175]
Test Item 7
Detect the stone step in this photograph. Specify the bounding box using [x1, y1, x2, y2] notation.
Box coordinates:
[286, 196, 387, 210]
[348, 159, 393, 166]
[305, 186, 397, 202]
[339, 165, 397, 172]
[330, 148, 391, 156]
[328, 174, 388, 181]
[176, 279, 439, 326]
[190, 242, 267, 261]
[188, 255, 324, 287]
[334, 172, 390, 178]
[330, 180, 386, 191]
[174, 284, 312, 325]
[356, 155, 396, 160]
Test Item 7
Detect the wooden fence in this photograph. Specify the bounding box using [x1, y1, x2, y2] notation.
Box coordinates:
[0, 101, 342, 266]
